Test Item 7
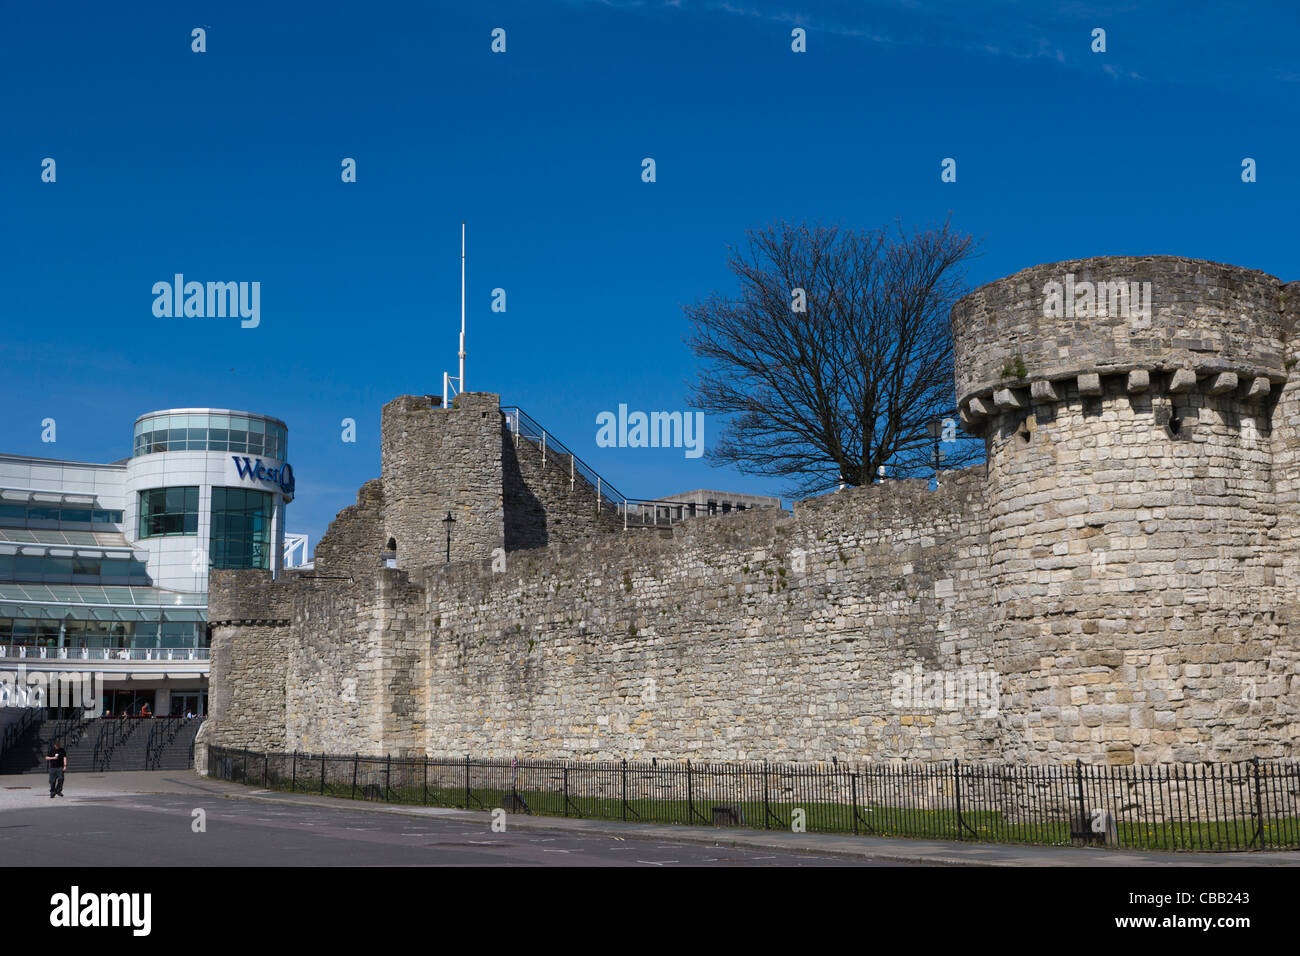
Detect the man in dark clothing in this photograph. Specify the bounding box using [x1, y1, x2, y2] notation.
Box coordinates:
[46, 741, 67, 798]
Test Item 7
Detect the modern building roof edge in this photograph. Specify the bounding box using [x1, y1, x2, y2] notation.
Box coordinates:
[655, 488, 783, 501]
[0, 453, 127, 469]
[133, 408, 289, 429]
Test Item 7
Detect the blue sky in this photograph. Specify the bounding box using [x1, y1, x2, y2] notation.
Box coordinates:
[2, 1, 1297, 554]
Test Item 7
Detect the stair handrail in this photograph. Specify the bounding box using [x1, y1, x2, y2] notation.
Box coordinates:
[90, 720, 113, 771]
[500, 405, 713, 528]
[502, 406, 629, 504]
[42, 711, 91, 756]
[92, 715, 144, 771]
[146, 716, 190, 769]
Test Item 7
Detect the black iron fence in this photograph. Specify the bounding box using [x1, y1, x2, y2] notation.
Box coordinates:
[207, 747, 1300, 853]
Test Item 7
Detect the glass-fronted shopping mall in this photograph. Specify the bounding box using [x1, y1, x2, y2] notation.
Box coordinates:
[0, 408, 297, 718]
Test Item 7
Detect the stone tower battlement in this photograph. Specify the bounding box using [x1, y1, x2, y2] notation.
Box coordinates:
[380, 392, 507, 565]
[946, 258, 1300, 765]
[198, 256, 1300, 769]
[953, 256, 1295, 424]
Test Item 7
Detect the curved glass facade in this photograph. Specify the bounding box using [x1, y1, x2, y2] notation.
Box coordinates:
[133, 411, 287, 460]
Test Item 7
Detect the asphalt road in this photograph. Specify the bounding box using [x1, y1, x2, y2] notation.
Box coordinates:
[0, 776, 897, 867]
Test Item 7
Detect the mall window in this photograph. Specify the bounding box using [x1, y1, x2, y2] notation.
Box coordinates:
[209, 487, 271, 570]
[138, 487, 199, 538]
[0, 618, 203, 652]
[0, 552, 149, 584]
[0, 504, 122, 528]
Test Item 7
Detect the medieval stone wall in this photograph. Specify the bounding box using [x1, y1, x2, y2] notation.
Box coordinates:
[985, 376, 1292, 763]
[204, 469, 999, 763]
[1269, 282, 1300, 595]
[200, 256, 1300, 770]
[194, 569, 294, 770]
[310, 479, 384, 579]
[411, 468, 994, 762]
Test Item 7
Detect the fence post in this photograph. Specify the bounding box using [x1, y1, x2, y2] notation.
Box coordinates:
[953, 758, 963, 838]
[1250, 756, 1264, 849]
[291, 750, 298, 793]
[1074, 759, 1088, 842]
[351, 753, 358, 800]
[385, 754, 391, 802]
[851, 772, 859, 836]
[263, 753, 268, 787]
[687, 760, 694, 823]
[423, 755, 429, 806]
[465, 754, 471, 809]
[320, 752, 326, 795]
[763, 761, 771, 830]
[563, 764, 570, 817]
[622, 759, 628, 822]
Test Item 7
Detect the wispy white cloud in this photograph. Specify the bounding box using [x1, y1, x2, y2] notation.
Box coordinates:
[566, 0, 1110, 74]
[561, 0, 1292, 93]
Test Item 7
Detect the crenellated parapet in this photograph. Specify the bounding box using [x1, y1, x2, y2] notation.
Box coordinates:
[953, 256, 1292, 432]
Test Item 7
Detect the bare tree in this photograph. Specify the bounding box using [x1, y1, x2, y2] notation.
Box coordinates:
[684, 218, 983, 497]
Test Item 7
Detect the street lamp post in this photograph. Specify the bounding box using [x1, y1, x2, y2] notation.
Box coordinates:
[442, 511, 455, 564]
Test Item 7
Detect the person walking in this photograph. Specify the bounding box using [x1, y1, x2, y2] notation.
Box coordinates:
[45, 739, 67, 798]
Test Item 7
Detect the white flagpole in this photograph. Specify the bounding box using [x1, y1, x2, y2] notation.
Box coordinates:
[459, 222, 466, 394]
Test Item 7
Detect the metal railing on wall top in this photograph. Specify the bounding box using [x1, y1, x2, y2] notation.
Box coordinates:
[500, 406, 765, 529]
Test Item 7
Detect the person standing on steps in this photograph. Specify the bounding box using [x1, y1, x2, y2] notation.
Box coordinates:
[46, 739, 67, 798]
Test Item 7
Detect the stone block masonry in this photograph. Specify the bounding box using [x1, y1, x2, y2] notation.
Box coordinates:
[199, 256, 1300, 770]
[382, 393, 505, 566]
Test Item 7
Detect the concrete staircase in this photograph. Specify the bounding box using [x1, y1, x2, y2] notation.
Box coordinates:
[0, 716, 203, 774]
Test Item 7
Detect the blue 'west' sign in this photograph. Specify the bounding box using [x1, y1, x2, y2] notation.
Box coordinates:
[232, 456, 295, 496]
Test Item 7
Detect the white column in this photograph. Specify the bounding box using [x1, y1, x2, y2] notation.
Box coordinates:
[270, 498, 284, 578]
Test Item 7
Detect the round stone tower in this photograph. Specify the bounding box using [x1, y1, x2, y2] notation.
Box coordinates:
[952, 255, 1300, 763]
